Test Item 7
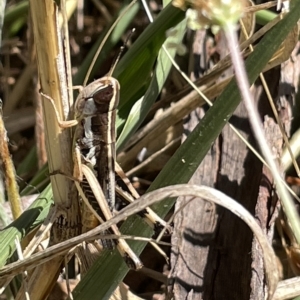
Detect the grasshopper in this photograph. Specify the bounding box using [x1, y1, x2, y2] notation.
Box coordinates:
[73, 71, 171, 266]
[47, 76, 142, 269]
[44, 18, 169, 268]
[47, 72, 169, 270]
[74, 76, 169, 231]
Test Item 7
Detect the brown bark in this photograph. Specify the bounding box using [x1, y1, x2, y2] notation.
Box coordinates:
[169, 29, 284, 300]
[250, 117, 282, 300]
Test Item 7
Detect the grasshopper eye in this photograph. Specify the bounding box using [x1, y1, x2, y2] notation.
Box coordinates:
[92, 84, 119, 113]
[93, 85, 114, 104]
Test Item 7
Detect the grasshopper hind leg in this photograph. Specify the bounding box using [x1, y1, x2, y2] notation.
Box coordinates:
[81, 201, 115, 250]
[80, 177, 116, 250]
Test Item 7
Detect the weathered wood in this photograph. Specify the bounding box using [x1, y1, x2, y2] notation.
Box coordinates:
[169, 29, 282, 300]
[170, 107, 220, 300]
[250, 117, 282, 300]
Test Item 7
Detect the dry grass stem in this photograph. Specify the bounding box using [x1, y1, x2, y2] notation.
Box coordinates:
[30, 0, 72, 205]
[0, 105, 22, 219]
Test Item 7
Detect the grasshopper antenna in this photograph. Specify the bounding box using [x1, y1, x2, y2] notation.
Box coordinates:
[83, 0, 137, 87]
[106, 28, 136, 81]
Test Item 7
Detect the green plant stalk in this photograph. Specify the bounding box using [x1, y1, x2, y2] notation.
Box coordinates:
[256, 10, 277, 26]
[282, 129, 300, 171]
[73, 3, 300, 299]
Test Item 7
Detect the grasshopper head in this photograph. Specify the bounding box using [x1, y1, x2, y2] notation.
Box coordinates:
[92, 77, 120, 114]
[74, 77, 120, 120]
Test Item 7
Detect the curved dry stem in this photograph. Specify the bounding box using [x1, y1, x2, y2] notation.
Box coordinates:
[273, 276, 300, 300]
[0, 184, 278, 298]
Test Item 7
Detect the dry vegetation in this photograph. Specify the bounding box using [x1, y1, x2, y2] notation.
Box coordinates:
[1, 0, 300, 299]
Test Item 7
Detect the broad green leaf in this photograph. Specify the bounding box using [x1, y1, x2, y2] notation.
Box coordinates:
[4, 0, 28, 24]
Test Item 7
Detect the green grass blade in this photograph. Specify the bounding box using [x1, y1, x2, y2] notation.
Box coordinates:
[4, 0, 28, 24]
[114, 3, 185, 132]
[4, 0, 28, 38]
[73, 1, 140, 86]
[116, 16, 187, 150]
[0, 184, 53, 267]
[20, 163, 49, 196]
[16, 147, 37, 177]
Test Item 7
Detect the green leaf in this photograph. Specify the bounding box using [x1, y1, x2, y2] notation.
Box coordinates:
[73, 0, 140, 86]
[20, 163, 49, 197]
[3, 1, 28, 37]
[256, 10, 277, 26]
[17, 147, 37, 177]
[114, 3, 185, 132]
[117, 15, 187, 150]
[0, 184, 53, 267]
